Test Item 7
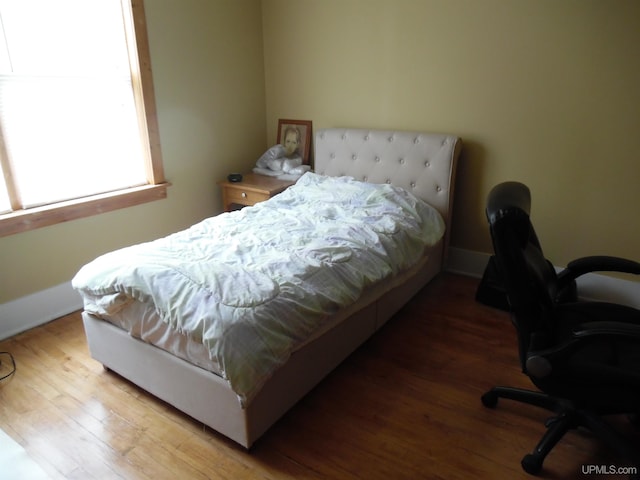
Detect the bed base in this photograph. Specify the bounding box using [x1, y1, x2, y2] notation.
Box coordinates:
[82, 248, 441, 448]
[82, 127, 461, 448]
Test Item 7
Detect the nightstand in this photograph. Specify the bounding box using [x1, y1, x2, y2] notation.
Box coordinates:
[218, 173, 295, 212]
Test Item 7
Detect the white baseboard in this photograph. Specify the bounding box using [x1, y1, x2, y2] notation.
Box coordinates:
[446, 247, 491, 278]
[0, 282, 83, 341]
[0, 248, 638, 341]
[447, 247, 640, 309]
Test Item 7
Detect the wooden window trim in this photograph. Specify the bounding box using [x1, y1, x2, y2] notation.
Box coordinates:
[0, 0, 167, 238]
[0, 183, 169, 237]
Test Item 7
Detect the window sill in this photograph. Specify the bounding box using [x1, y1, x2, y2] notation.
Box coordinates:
[0, 183, 170, 238]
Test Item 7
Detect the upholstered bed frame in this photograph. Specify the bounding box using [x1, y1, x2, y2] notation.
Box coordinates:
[82, 128, 461, 448]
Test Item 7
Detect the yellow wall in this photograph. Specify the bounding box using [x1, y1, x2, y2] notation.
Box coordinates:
[0, 0, 266, 303]
[262, 0, 640, 271]
[2, 0, 640, 305]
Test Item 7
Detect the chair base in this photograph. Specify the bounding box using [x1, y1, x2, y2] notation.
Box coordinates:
[482, 386, 640, 478]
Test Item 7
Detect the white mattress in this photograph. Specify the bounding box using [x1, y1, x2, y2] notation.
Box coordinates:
[91, 252, 433, 379]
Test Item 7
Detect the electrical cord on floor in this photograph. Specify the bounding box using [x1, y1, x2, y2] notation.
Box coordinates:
[0, 351, 16, 381]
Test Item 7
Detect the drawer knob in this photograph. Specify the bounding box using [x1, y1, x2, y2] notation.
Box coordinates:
[241, 192, 247, 198]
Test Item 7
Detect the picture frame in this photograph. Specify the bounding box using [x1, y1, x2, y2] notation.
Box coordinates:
[276, 119, 313, 165]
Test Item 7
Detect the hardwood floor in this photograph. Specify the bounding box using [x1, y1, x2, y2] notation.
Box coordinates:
[0, 273, 636, 479]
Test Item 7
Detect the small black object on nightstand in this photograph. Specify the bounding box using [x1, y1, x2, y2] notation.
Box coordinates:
[227, 173, 243, 182]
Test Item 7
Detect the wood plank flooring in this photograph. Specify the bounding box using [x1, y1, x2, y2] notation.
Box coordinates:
[0, 273, 637, 479]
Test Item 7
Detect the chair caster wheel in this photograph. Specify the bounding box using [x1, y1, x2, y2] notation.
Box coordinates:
[521, 453, 543, 475]
[481, 391, 498, 408]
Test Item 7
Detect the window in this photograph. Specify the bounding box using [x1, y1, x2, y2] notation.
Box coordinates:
[0, 0, 166, 237]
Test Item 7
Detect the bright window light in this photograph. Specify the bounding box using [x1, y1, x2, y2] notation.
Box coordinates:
[0, 0, 147, 208]
[0, 163, 10, 213]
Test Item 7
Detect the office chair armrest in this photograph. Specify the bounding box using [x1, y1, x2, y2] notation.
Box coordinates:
[571, 320, 640, 340]
[560, 256, 640, 283]
[525, 321, 640, 378]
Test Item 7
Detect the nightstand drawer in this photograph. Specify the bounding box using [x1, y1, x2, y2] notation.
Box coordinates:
[218, 173, 296, 212]
[225, 188, 269, 206]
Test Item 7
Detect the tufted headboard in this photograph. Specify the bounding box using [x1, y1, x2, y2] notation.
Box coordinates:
[314, 128, 461, 256]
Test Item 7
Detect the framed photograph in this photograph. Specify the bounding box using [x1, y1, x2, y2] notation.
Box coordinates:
[277, 119, 313, 165]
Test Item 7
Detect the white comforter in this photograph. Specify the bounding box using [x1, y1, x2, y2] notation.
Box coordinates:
[73, 173, 445, 406]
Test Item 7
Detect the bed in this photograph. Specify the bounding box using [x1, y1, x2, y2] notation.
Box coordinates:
[72, 128, 461, 448]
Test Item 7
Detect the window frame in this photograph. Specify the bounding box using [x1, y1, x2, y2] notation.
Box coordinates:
[0, 0, 168, 238]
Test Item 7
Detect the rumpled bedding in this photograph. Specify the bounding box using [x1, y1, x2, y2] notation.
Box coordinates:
[72, 172, 445, 406]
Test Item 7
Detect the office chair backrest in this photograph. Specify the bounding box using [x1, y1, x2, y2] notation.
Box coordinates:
[486, 182, 560, 369]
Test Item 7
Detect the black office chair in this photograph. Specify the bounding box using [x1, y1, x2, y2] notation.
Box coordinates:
[480, 181, 640, 477]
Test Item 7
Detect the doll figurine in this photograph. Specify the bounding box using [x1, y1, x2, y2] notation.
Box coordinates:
[254, 126, 310, 177]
